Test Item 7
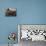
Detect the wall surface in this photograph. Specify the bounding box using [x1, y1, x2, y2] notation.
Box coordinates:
[0, 0, 46, 44]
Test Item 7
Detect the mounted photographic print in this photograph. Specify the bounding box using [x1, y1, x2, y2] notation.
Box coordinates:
[5, 8, 16, 16]
[18, 24, 46, 42]
[8, 32, 18, 46]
